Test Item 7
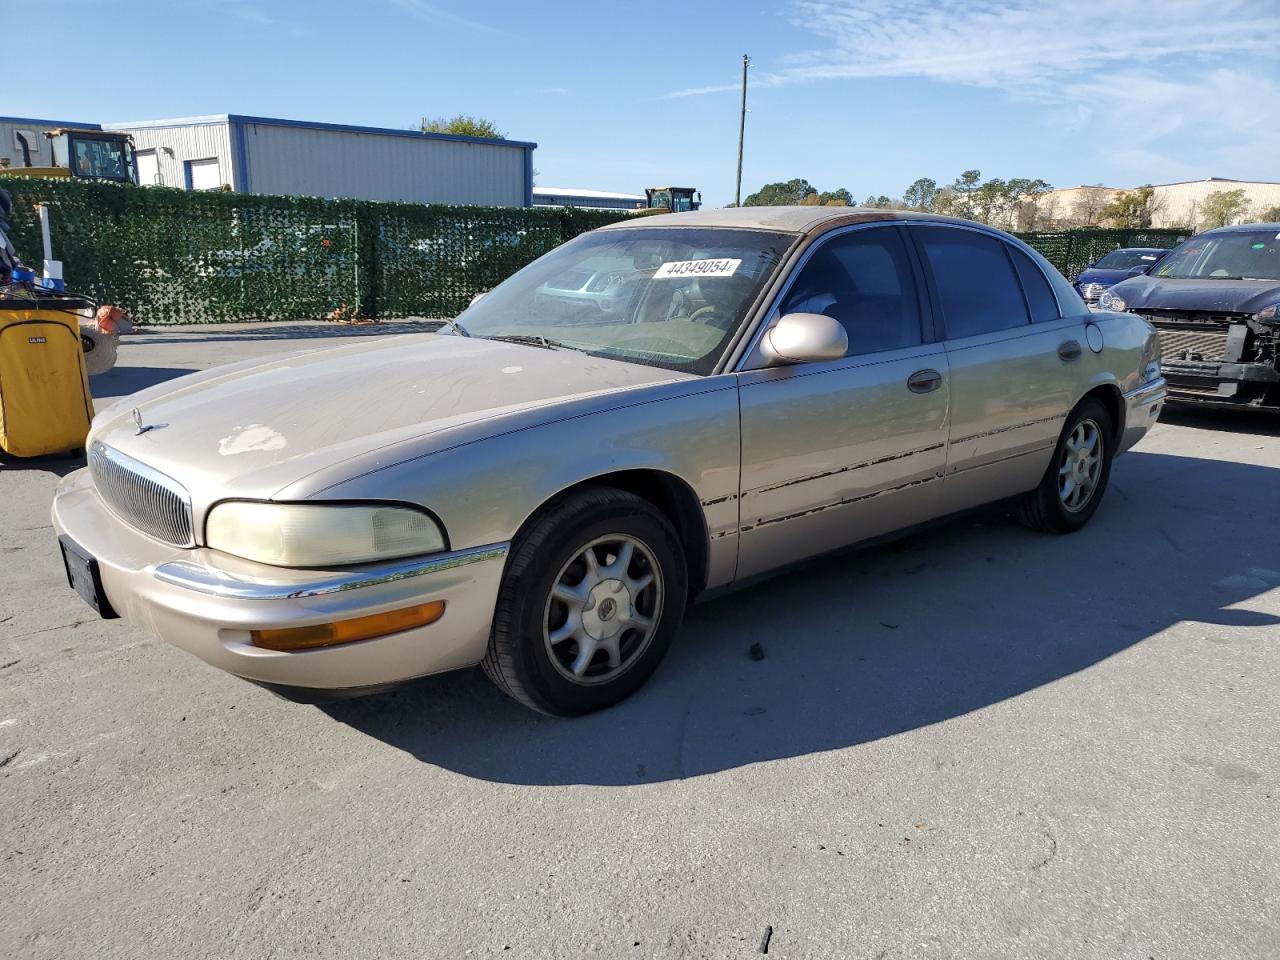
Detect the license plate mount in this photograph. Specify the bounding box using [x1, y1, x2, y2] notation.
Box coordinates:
[58, 535, 119, 619]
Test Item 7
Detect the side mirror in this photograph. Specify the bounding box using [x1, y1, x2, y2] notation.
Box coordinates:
[760, 313, 848, 366]
[1126, 266, 1148, 277]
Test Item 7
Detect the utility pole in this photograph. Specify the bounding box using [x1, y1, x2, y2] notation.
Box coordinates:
[734, 53, 750, 207]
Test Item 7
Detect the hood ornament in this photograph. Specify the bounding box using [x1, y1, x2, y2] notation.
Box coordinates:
[132, 407, 166, 436]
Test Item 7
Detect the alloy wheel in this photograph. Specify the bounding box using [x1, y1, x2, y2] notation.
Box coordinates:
[543, 535, 663, 685]
[1058, 418, 1104, 513]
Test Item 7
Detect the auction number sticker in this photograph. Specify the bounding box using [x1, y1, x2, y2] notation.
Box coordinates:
[653, 258, 742, 279]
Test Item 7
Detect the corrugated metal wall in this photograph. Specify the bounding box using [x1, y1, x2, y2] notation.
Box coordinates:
[239, 122, 527, 206]
[111, 122, 235, 190]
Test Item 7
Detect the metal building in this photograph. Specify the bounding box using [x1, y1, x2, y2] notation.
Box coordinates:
[102, 114, 537, 206]
[0, 116, 102, 171]
[532, 186, 646, 212]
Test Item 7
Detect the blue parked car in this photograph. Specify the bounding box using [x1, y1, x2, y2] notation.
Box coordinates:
[1075, 248, 1169, 305]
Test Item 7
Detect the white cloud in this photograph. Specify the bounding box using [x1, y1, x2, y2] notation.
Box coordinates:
[667, 0, 1280, 181]
[389, 0, 508, 36]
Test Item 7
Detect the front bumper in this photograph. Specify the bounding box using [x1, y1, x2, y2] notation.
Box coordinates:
[1119, 377, 1166, 453]
[51, 468, 509, 693]
[1161, 358, 1280, 408]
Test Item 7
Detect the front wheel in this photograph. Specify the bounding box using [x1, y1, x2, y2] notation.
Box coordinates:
[1016, 398, 1115, 534]
[482, 487, 687, 716]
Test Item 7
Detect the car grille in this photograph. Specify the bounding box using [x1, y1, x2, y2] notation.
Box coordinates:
[1156, 328, 1229, 362]
[88, 441, 195, 547]
[1079, 282, 1109, 302]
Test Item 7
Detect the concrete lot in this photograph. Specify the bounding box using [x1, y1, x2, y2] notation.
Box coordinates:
[2, 326, 1278, 959]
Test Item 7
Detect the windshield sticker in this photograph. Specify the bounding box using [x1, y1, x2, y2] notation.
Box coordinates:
[1253, 243, 1266, 249]
[653, 258, 742, 279]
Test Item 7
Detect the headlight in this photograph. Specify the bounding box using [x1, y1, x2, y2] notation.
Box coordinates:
[205, 501, 446, 567]
[1255, 304, 1279, 323]
[1097, 289, 1128, 312]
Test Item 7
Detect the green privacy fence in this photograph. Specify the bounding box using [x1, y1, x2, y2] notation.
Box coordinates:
[2, 178, 632, 324]
[3, 178, 1192, 324]
[1014, 227, 1190, 281]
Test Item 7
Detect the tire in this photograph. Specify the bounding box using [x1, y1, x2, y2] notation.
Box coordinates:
[482, 487, 688, 716]
[1016, 397, 1115, 534]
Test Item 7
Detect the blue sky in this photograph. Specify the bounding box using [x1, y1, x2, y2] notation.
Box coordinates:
[21, 0, 1280, 207]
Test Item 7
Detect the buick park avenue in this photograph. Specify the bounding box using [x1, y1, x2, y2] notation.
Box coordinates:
[53, 207, 1166, 715]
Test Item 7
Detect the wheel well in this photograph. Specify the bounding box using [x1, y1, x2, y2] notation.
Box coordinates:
[1081, 384, 1124, 446]
[527, 471, 710, 600]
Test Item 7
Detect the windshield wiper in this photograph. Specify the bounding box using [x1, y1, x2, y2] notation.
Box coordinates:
[440, 318, 471, 337]
[484, 334, 564, 350]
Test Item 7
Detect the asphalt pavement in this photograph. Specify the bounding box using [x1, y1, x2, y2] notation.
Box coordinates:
[2, 324, 1277, 959]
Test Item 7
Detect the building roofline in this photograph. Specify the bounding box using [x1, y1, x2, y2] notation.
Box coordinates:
[533, 187, 646, 200]
[0, 116, 102, 130]
[1051, 177, 1280, 193]
[101, 113, 537, 150]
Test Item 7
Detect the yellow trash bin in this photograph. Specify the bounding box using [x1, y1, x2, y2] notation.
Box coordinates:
[0, 298, 94, 458]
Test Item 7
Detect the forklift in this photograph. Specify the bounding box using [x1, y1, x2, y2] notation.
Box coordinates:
[645, 186, 701, 213]
[1, 128, 138, 184]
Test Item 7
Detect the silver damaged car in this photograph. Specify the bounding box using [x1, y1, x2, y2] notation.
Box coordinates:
[52, 208, 1167, 715]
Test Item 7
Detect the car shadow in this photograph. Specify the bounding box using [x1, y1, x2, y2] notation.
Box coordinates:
[1160, 404, 1280, 437]
[0, 452, 84, 475]
[321, 450, 1279, 785]
[90, 366, 200, 400]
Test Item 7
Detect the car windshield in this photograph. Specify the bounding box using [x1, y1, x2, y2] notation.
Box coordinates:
[450, 227, 795, 375]
[1094, 249, 1163, 270]
[1153, 231, 1280, 281]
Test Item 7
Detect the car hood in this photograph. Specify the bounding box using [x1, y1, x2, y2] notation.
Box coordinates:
[90, 333, 694, 502]
[1110, 275, 1280, 314]
[1076, 267, 1134, 287]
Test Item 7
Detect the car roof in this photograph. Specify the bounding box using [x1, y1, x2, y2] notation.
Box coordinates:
[1199, 222, 1280, 234]
[598, 205, 994, 236]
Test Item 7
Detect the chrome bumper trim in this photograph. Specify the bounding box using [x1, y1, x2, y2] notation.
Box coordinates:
[153, 543, 510, 600]
[1123, 377, 1166, 406]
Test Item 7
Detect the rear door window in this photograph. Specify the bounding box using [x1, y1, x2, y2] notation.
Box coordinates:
[1009, 246, 1061, 323]
[915, 227, 1030, 339]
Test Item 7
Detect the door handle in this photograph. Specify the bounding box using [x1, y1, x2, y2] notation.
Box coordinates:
[907, 369, 943, 394]
[1058, 340, 1083, 362]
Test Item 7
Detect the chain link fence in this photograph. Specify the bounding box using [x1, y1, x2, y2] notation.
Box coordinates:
[1015, 227, 1190, 281]
[4, 178, 1193, 323]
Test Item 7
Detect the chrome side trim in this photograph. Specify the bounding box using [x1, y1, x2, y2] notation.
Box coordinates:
[1123, 377, 1167, 405]
[153, 543, 510, 600]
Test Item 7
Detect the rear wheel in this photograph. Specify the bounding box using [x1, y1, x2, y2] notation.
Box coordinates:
[482, 487, 687, 715]
[1016, 398, 1114, 534]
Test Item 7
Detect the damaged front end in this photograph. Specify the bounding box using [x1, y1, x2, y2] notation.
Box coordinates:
[1139, 308, 1280, 409]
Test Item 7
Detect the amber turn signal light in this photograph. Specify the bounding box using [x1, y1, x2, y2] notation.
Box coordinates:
[250, 601, 445, 651]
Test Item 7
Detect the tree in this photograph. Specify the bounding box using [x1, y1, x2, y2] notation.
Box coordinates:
[420, 115, 506, 139]
[1100, 186, 1158, 228]
[742, 178, 817, 206]
[1258, 204, 1280, 223]
[863, 195, 894, 209]
[1200, 189, 1249, 228]
[946, 169, 983, 220]
[1068, 186, 1110, 227]
[819, 187, 854, 206]
[903, 177, 939, 212]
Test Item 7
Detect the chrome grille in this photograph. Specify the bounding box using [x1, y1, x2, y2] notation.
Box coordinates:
[88, 442, 194, 547]
[1156, 328, 1229, 362]
[1079, 282, 1109, 302]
